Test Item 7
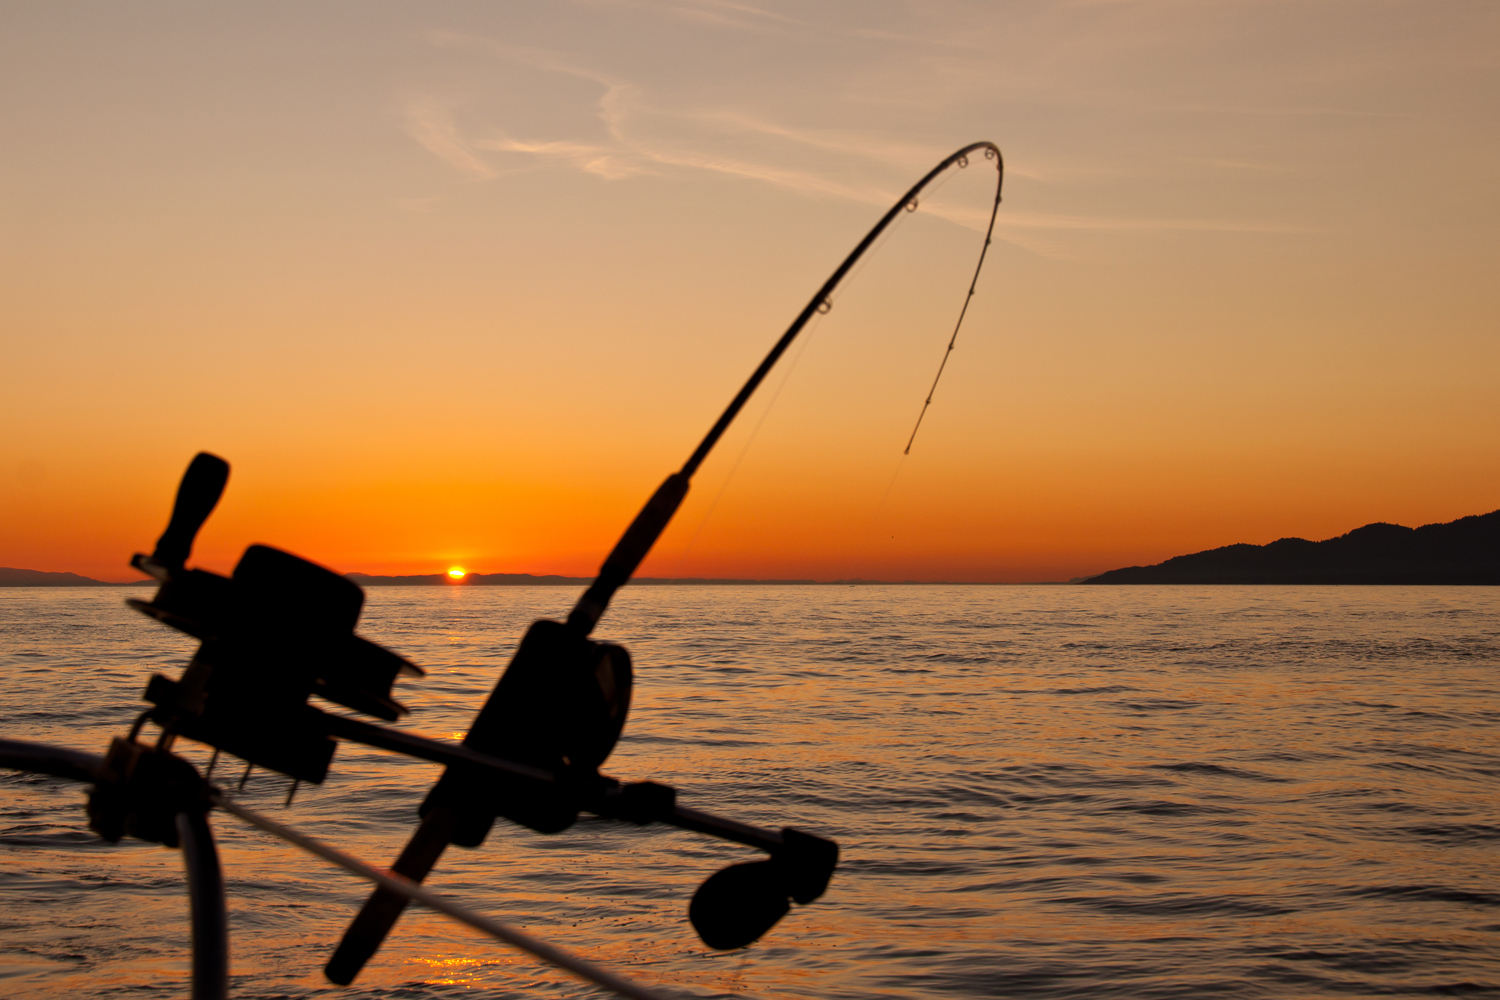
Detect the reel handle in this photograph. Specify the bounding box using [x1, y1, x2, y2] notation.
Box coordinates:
[153, 452, 230, 569]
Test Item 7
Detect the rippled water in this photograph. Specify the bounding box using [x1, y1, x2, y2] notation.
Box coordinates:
[2, 585, 1498, 999]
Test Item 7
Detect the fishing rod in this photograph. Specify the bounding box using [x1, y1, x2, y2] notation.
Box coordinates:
[329, 140, 1003, 983]
[567, 140, 1004, 636]
[0, 140, 1004, 998]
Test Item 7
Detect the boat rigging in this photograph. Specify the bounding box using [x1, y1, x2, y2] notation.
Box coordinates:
[0, 141, 1003, 1000]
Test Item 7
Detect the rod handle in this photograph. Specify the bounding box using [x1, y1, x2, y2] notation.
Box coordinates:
[567, 473, 688, 634]
[324, 807, 455, 985]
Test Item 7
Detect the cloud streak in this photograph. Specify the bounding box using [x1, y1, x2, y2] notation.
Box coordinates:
[403, 99, 499, 180]
[414, 33, 914, 206]
[404, 29, 1322, 254]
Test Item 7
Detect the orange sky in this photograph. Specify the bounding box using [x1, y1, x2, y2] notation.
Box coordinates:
[3, 1, 1498, 583]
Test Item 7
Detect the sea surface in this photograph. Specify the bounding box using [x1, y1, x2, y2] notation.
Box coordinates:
[1, 585, 1497, 1000]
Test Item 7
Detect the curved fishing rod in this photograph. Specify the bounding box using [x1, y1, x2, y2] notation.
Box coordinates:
[0, 147, 1005, 997]
[323, 143, 1004, 984]
[567, 140, 1004, 635]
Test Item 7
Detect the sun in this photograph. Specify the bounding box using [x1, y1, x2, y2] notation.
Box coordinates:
[447, 567, 467, 580]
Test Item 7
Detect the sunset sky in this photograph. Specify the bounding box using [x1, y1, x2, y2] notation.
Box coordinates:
[3, 1, 1497, 583]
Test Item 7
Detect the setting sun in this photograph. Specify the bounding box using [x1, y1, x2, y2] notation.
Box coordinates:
[447, 568, 466, 580]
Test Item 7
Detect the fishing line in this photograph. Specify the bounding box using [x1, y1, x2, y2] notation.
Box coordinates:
[821, 178, 929, 308]
[671, 168, 963, 568]
[674, 305, 831, 565]
[674, 145, 1002, 483]
[828, 162, 976, 548]
[873, 451, 908, 523]
[902, 161, 999, 455]
[674, 194, 920, 566]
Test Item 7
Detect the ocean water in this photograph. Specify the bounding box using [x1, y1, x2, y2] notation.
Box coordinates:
[1, 585, 1497, 1000]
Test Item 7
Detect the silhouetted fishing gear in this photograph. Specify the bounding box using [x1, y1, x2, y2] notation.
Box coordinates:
[0, 141, 1003, 999]
[330, 141, 1003, 984]
[45, 447, 828, 996]
[567, 140, 1003, 637]
[0, 736, 664, 1000]
[213, 790, 668, 1000]
[0, 737, 228, 1000]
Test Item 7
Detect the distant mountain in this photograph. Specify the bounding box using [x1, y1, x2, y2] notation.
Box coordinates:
[1083, 510, 1500, 584]
[0, 567, 114, 587]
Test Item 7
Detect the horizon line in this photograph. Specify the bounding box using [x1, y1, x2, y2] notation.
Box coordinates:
[0, 565, 1071, 587]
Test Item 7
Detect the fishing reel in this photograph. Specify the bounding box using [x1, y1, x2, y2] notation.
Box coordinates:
[326, 541, 834, 983]
[128, 452, 423, 783]
[325, 619, 639, 983]
[326, 604, 837, 984]
[125, 454, 837, 986]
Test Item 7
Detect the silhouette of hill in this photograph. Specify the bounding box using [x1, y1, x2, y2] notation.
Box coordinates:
[1083, 510, 1500, 584]
[0, 567, 114, 586]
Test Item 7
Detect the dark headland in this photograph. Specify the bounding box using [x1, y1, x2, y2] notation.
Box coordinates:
[0, 567, 121, 587]
[1083, 510, 1500, 584]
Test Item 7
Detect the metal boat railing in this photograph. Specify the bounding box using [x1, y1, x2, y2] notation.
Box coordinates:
[1, 735, 664, 1000]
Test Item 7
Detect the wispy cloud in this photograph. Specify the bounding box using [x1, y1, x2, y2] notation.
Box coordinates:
[999, 210, 1318, 234]
[403, 99, 499, 180]
[415, 33, 919, 205]
[472, 132, 642, 180]
[568, 0, 806, 35]
[1181, 156, 1295, 173]
[403, 28, 1321, 256]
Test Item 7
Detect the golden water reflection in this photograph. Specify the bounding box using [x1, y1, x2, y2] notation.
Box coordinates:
[1, 585, 1497, 998]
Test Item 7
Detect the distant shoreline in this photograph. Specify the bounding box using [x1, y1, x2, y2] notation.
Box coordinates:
[0, 568, 157, 588]
[343, 573, 1032, 587]
[10, 503, 1499, 590]
[0, 567, 1039, 588]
